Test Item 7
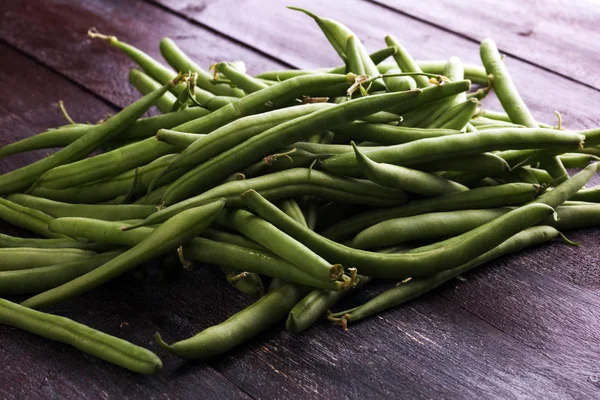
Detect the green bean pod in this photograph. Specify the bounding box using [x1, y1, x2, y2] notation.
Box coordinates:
[352, 209, 510, 250]
[322, 128, 584, 176]
[351, 142, 468, 196]
[242, 189, 555, 278]
[321, 182, 540, 242]
[159, 37, 245, 98]
[215, 62, 269, 94]
[544, 205, 600, 230]
[286, 275, 371, 334]
[385, 35, 430, 88]
[128, 68, 177, 113]
[155, 283, 306, 359]
[0, 198, 67, 239]
[0, 250, 124, 296]
[0, 298, 162, 374]
[0, 233, 98, 250]
[22, 199, 226, 310]
[6, 194, 155, 221]
[330, 226, 561, 327]
[383, 68, 417, 93]
[0, 248, 97, 271]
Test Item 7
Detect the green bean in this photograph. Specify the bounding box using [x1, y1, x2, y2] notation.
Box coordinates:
[127, 168, 407, 229]
[352, 209, 509, 250]
[0, 198, 67, 239]
[214, 62, 268, 94]
[35, 137, 179, 190]
[161, 90, 421, 205]
[387, 80, 471, 116]
[286, 275, 370, 334]
[480, 38, 537, 128]
[559, 154, 600, 169]
[279, 199, 308, 228]
[0, 298, 162, 374]
[385, 35, 430, 88]
[360, 111, 401, 125]
[221, 268, 265, 298]
[351, 142, 468, 196]
[522, 167, 554, 185]
[345, 35, 366, 76]
[128, 68, 177, 113]
[6, 194, 155, 221]
[322, 128, 584, 176]
[0, 125, 88, 160]
[0, 248, 97, 271]
[155, 283, 305, 359]
[29, 154, 185, 204]
[330, 226, 561, 327]
[427, 98, 478, 131]
[0, 79, 179, 194]
[416, 60, 489, 85]
[477, 109, 553, 129]
[532, 163, 598, 208]
[22, 199, 226, 310]
[290, 7, 385, 91]
[159, 37, 244, 97]
[243, 190, 555, 278]
[570, 186, 600, 203]
[332, 121, 460, 145]
[0, 233, 97, 250]
[45, 218, 342, 291]
[200, 228, 270, 253]
[321, 182, 539, 242]
[545, 205, 600, 230]
[0, 250, 124, 295]
[443, 57, 466, 103]
[216, 206, 344, 281]
[157, 103, 332, 177]
[537, 155, 569, 184]
[383, 68, 417, 93]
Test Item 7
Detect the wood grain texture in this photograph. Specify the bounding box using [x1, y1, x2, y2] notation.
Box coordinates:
[370, 0, 600, 90]
[0, 0, 600, 398]
[151, 0, 600, 129]
[0, 0, 284, 108]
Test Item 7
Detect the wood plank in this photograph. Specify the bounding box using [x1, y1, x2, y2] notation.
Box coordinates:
[152, 0, 600, 129]
[0, 0, 285, 109]
[0, 44, 249, 400]
[203, 285, 586, 399]
[438, 230, 600, 393]
[369, 0, 600, 90]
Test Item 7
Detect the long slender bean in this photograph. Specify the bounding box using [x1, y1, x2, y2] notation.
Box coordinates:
[0, 298, 162, 374]
[0, 248, 97, 271]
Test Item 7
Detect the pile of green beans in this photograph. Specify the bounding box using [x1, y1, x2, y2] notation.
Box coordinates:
[0, 7, 598, 374]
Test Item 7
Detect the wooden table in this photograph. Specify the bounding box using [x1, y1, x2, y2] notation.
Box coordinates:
[1, 1, 600, 398]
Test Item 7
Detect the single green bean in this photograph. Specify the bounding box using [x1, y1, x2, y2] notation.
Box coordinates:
[128, 68, 177, 113]
[154, 283, 305, 359]
[351, 142, 468, 196]
[352, 209, 509, 250]
[0, 248, 97, 271]
[322, 128, 584, 176]
[6, 194, 155, 221]
[0, 250, 124, 295]
[215, 62, 268, 94]
[0, 298, 162, 374]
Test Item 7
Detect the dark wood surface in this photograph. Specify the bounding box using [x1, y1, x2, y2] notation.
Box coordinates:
[1, 1, 599, 398]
